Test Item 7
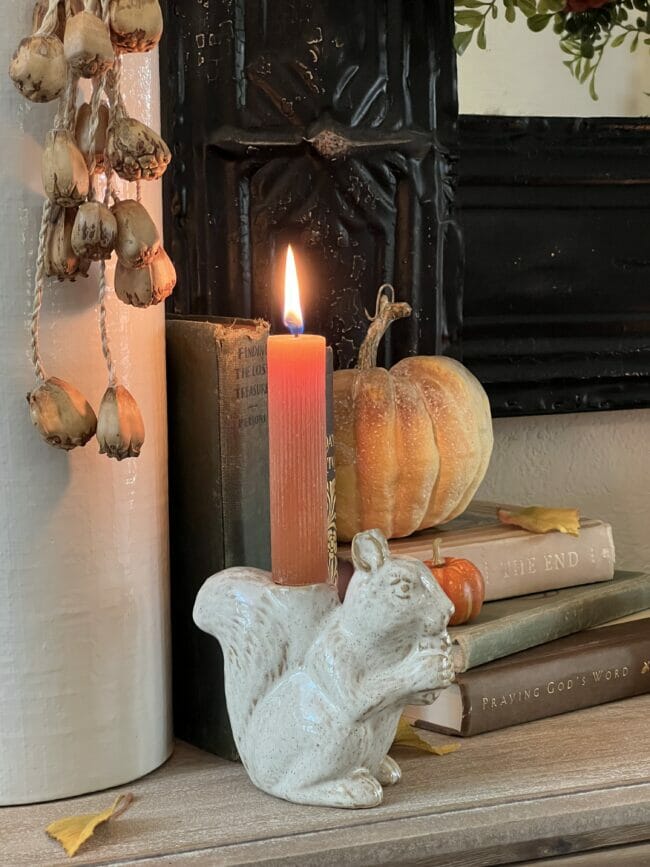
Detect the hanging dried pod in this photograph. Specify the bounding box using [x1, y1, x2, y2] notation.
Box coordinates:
[97, 384, 145, 459]
[71, 202, 117, 260]
[107, 116, 171, 181]
[108, 0, 163, 53]
[75, 102, 109, 173]
[45, 207, 90, 280]
[115, 246, 175, 307]
[42, 129, 90, 207]
[112, 199, 160, 268]
[64, 11, 114, 78]
[27, 376, 97, 450]
[9, 35, 67, 103]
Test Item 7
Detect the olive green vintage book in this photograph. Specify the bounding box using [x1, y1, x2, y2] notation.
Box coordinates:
[450, 571, 650, 673]
[166, 316, 271, 760]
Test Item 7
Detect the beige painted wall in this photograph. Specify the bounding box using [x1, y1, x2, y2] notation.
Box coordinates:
[476, 411, 650, 571]
[458, 17, 650, 571]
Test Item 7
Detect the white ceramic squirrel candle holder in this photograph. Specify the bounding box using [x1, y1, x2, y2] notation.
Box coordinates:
[193, 528, 454, 809]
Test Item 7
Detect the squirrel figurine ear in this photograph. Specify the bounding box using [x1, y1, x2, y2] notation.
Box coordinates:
[351, 529, 389, 573]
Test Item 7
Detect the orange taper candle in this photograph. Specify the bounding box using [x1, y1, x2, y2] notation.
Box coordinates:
[267, 246, 329, 585]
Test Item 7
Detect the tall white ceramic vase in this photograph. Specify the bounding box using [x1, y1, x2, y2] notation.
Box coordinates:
[0, 6, 172, 805]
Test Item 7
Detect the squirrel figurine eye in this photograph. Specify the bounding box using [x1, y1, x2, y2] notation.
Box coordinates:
[390, 576, 412, 598]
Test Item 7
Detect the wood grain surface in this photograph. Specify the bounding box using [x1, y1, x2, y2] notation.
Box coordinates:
[3, 696, 650, 866]
[518, 841, 650, 865]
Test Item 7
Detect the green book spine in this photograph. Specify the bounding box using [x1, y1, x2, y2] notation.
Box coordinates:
[166, 316, 271, 760]
[451, 571, 650, 673]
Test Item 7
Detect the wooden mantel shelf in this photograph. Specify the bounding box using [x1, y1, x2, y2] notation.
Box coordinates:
[4, 697, 650, 866]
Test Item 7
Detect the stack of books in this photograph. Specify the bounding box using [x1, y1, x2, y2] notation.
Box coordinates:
[342, 502, 650, 737]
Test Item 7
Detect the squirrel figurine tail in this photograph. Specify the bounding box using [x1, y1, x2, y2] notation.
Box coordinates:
[194, 528, 454, 809]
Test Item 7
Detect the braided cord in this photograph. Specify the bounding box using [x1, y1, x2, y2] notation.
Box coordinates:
[95, 0, 119, 386]
[34, 0, 61, 37]
[98, 261, 117, 386]
[30, 201, 55, 381]
[86, 78, 106, 178]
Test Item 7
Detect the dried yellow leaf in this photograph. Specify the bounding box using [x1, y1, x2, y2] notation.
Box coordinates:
[497, 506, 581, 537]
[46, 792, 133, 857]
[392, 717, 460, 756]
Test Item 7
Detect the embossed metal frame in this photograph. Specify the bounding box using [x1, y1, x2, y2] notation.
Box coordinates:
[458, 115, 650, 416]
[160, 0, 462, 371]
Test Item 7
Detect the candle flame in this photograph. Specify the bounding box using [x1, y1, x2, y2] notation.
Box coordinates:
[283, 245, 303, 335]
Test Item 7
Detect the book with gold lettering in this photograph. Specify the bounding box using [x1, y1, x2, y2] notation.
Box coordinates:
[166, 316, 272, 760]
[405, 616, 650, 736]
[340, 501, 615, 602]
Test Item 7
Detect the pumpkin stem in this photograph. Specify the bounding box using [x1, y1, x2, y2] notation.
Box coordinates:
[431, 538, 446, 568]
[357, 284, 412, 370]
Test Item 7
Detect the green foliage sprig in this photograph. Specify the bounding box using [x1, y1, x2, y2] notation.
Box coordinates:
[454, 0, 650, 100]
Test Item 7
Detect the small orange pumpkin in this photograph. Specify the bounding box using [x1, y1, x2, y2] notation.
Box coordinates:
[424, 541, 485, 626]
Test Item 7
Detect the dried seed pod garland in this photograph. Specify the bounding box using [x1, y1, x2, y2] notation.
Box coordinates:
[22, 16, 98, 453]
[107, 116, 170, 182]
[41, 128, 90, 207]
[64, 11, 114, 78]
[115, 246, 176, 308]
[112, 198, 160, 268]
[108, 0, 163, 54]
[71, 201, 117, 260]
[15, 0, 172, 459]
[75, 102, 109, 172]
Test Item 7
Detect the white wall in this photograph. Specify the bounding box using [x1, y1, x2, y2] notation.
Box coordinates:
[459, 17, 650, 572]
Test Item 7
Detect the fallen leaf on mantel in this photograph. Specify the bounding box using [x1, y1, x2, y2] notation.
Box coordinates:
[497, 506, 580, 537]
[392, 717, 460, 756]
[46, 792, 134, 857]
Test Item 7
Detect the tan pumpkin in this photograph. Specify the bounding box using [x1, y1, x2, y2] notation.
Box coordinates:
[334, 287, 493, 542]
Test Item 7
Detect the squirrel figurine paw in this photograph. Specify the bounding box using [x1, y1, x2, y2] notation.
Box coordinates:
[194, 528, 454, 809]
